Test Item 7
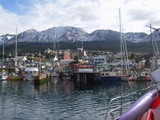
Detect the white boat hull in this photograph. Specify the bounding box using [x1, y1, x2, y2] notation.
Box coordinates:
[23, 74, 34, 81]
[0, 72, 8, 80]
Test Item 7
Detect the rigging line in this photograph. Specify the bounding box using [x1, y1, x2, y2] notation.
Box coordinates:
[150, 24, 156, 56]
[120, 12, 129, 74]
[119, 9, 129, 74]
[153, 33, 159, 54]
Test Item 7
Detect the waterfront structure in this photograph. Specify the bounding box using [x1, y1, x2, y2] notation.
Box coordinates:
[69, 63, 101, 83]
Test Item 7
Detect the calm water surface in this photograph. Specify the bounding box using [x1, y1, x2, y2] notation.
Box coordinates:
[0, 79, 151, 120]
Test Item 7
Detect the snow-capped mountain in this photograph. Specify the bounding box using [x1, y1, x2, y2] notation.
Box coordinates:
[0, 34, 15, 44]
[4, 26, 89, 44]
[124, 32, 149, 43]
[88, 30, 120, 41]
[1, 26, 158, 45]
[38, 26, 89, 43]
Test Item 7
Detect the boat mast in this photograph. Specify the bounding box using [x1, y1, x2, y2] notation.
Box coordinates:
[39, 52, 41, 74]
[150, 24, 159, 70]
[53, 34, 58, 66]
[52, 35, 55, 66]
[82, 41, 84, 50]
[2, 39, 4, 65]
[2, 39, 4, 70]
[123, 29, 130, 75]
[119, 9, 129, 75]
[15, 28, 18, 73]
[119, 9, 123, 74]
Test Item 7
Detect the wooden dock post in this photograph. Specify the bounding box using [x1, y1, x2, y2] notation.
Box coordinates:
[73, 72, 101, 84]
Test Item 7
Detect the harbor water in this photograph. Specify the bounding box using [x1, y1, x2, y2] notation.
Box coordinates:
[0, 78, 151, 120]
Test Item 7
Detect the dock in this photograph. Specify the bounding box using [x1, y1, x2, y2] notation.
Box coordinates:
[72, 71, 101, 84]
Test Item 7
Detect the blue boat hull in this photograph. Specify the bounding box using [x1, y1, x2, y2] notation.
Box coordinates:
[101, 76, 121, 82]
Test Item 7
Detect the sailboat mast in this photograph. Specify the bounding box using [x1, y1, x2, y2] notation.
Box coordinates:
[149, 24, 159, 70]
[150, 24, 156, 56]
[52, 36, 55, 65]
[119, 9, 130, 75]
[15, 28, 18, 72]
[2, 38, 4, 65]
[119, 9, 123, 74]
[82, 41, 84, 50]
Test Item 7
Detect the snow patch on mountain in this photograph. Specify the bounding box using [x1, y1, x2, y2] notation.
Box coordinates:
[125, 32, 148, 43]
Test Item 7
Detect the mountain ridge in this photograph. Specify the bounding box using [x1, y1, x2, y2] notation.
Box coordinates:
[0, 26, 153, 45]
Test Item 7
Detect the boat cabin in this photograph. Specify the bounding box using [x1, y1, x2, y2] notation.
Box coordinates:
[24, 67, 39, 76]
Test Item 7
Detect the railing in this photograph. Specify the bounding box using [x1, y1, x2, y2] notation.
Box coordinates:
[105, 84, 156, 120]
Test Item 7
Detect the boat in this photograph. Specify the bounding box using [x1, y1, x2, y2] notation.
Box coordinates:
[23, 63, 50, 85]
[121, 75, 136, 81]
[9, 28, 23, 80]
[23, 67, 39, 80]
[105, 68, 160, 120]
[136, 71, 151, 81]
[100, 71, 121, 82]
[50, 67, 59, 77]
[0, 71, 8, 80]
[8, 72, 23, 80]
[118, 9, 135, 82]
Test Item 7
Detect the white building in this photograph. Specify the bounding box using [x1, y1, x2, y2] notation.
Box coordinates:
[93, 56, 106, 64]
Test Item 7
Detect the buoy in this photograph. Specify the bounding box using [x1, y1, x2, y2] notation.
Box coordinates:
[145, 75, 149, 79]
[8, 76, 11, 79]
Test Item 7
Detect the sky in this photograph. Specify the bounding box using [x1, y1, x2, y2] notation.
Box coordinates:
[0, 0, 160, 35]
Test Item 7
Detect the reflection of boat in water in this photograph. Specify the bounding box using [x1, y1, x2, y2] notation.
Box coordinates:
[51, 76, 58, 84]
[121, 75, 136, 82]
[105, 68, 160, 120]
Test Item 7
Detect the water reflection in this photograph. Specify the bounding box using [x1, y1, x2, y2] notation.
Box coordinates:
[0, 79, 150, 120]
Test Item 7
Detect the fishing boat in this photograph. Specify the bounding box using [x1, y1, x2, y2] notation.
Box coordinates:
[105, 68, 160, 120]
[100, 71, 121, 82]
[23, 58, 50, 84]
[23, 67, 39, 80]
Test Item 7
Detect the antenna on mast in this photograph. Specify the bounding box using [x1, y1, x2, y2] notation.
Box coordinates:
[146, 25, 160, 33]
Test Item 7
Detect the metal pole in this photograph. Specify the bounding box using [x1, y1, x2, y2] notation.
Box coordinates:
[119, 9, 123, 75]
[15, 28, 18, 73]
[2, 38, 4, 68]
